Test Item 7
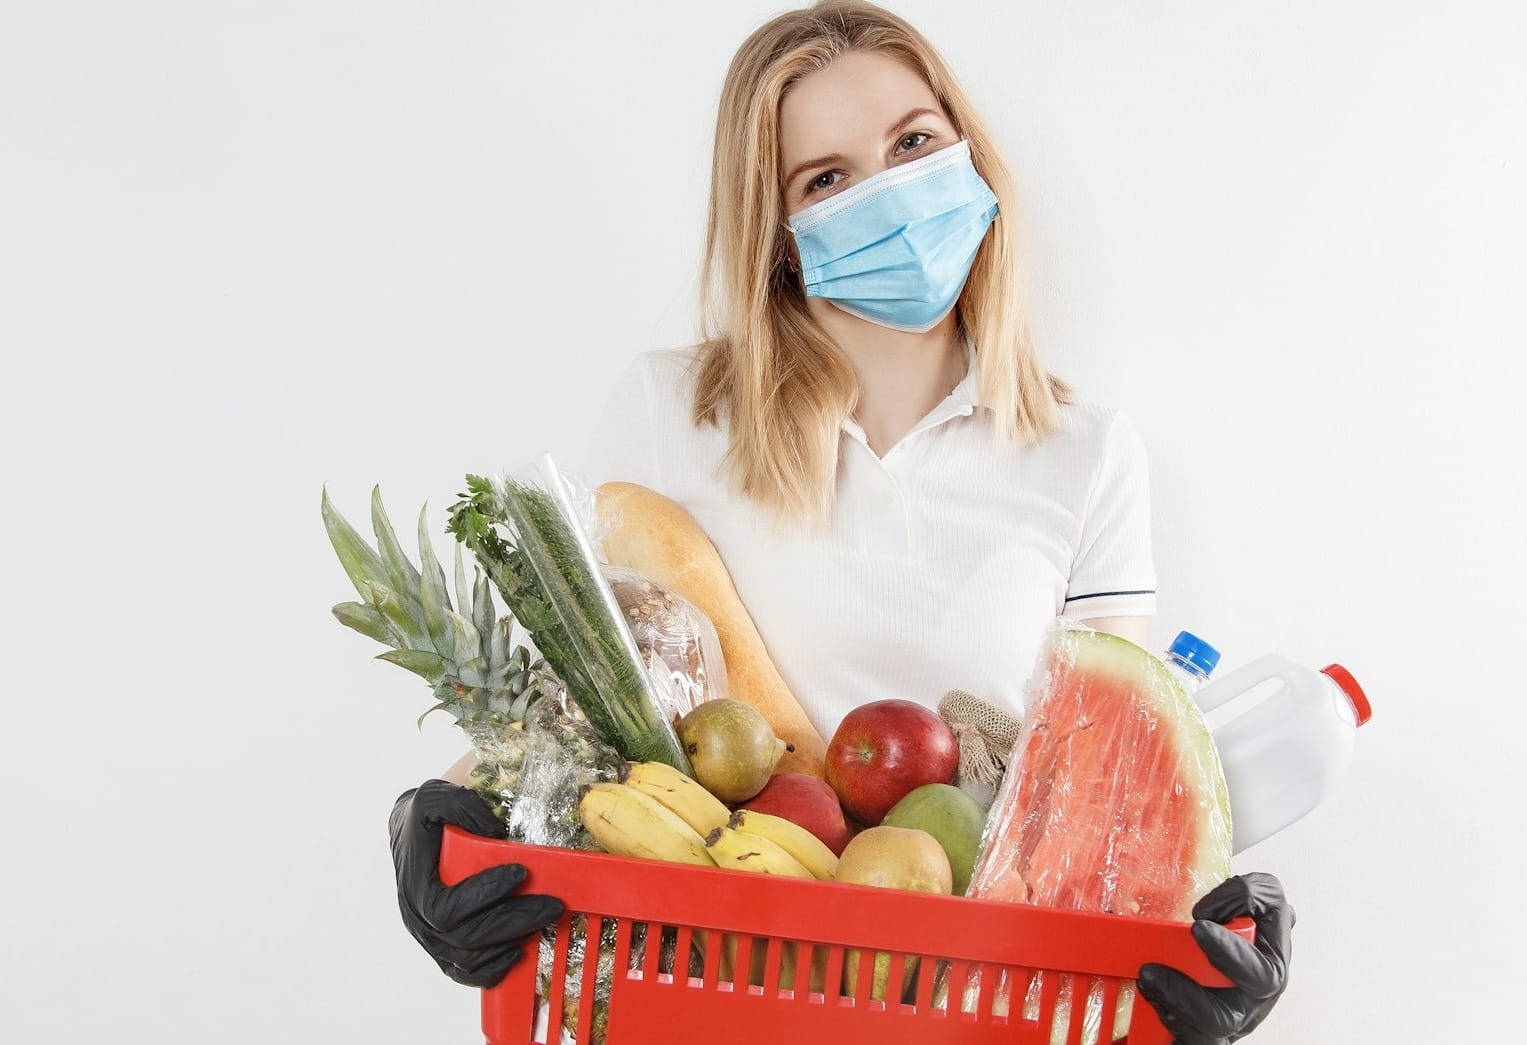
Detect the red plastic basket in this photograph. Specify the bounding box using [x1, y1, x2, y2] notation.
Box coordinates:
[441, 826, 1252, 1045]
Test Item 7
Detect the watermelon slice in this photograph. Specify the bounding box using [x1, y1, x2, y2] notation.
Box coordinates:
[965, 623, 1233, 1043]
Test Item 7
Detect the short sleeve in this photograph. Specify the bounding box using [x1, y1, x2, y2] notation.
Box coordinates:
[1060, 411, 1158, 619]
[577, 355, 663, 493]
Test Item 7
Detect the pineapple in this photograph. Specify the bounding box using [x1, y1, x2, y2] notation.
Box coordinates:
[321, 485, 620, 836]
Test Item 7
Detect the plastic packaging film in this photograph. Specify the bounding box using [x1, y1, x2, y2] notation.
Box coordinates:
[471, 691, 621, 1045]
[601, 564, 728, 719]
[957, 619, 1234, 1045]
[495, 691, 620, 848]
[489, 454, 693, 773]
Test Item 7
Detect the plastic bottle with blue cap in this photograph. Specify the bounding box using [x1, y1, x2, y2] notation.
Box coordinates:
[1163, 630, 1220, 695]
[1158, 631, 1372, 853]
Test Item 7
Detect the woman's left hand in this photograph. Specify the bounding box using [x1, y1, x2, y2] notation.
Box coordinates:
[1136, 872, 1294, 1043]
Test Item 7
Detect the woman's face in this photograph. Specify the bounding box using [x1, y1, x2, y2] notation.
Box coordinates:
[778, 49, 959, 220]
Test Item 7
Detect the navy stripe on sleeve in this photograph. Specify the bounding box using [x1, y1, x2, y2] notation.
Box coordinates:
[1063, 589, 1156, 604]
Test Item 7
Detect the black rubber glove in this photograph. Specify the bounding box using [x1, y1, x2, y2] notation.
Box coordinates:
[1136, 872, 1294, 1044]
[389, 779, 565, 988]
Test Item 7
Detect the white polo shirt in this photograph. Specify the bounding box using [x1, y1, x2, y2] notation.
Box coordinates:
[579, 334, 1157, 740]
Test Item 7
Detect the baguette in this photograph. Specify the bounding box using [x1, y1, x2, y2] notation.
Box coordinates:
[595, 481, 827, 778]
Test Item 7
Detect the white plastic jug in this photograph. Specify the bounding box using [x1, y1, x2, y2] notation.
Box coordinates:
[1194, 656, 1372, 853]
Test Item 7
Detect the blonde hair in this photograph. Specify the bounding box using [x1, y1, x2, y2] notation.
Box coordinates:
[693, 0, 1071, 524]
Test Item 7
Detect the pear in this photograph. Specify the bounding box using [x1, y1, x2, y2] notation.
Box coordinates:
[676, 699, 792, 803]
[836, 826, 953, 1003]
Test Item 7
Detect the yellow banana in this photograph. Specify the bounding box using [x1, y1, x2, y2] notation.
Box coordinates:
[578, 782, 715, 867]
[704, 825, 815, 878]
[621, 760, 732, 837]
[701, 825, 816, 990]
[728, 809, 838, 881]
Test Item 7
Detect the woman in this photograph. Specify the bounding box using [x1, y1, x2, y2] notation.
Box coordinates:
[389, 3, 1293, 1040]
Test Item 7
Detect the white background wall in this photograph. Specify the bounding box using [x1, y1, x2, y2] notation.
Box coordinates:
[3, 1, 1522, 1041]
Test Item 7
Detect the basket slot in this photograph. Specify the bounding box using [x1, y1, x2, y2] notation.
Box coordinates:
[700, 925, 723, 987]
[846, 941, 874, 1006]
[541, 911, 574, 1043]
[573, 915, 604, 1037]
[1061, 974, 1088, 1045]
[673, 924, 695, 985]
[611, 917, 636, 984]
[912, 954, 932, 1009]
[915, 955, 940, 1012]
[780, 941, 801, 997]
[775, 940, 799, 997]
[1034, 968, 1061, 1029]
[1005, 965, 1033, 1021]
[790, 939, 832, 999]
[1070, 973, 1126, 1045]
[974, 961, 1000, 1022]
[821, 941, 847, 1004]
[795, 943, 826, 1004]
[977, 965, 1013, 1020]
[621, 920, 645, 977]
[725, 933, 755, 992]
[952, 959, 978, 1016]
[882, 951, 909, 1009]
[639, 921, 663, 981]
[1096, 976, 1123, 1045]
[656, 924, 679, 979]
[759, 935, 785, 996]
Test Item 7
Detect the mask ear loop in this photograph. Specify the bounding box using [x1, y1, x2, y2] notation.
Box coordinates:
[774, 222, 802, 286]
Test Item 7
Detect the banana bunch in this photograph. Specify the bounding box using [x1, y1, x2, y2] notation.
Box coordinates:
[620, 760, 732, 837]
[576, 760, 739, 867]
[715, 810, 838, 881]
[578, 760, 842, 883]
[577, 780, 713, 866]
[704, 808, 838, 994]
[575, 762, 843, 996]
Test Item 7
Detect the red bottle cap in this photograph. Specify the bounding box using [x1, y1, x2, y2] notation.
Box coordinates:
[1320, 664, 1371, 726]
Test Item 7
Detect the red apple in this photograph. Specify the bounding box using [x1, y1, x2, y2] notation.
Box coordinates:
[741, 772, 852, 855]
[825, 699, 959, 826]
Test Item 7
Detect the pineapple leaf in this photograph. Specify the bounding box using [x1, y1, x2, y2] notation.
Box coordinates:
[331, 601, 394, 646]
[375, 648, 449, 684]
[472, 569, 494, 660]
[484, 658, 514, 690]
[416, 505, 454, 659]
[458, 656, 490, 689]
[362, 579, 431, 652]
[490, 617, 513, 670]
[453, 543, 473, 624]
[416, 700, 452, 730]
[370, 486, 424, 605]
[321, 486, 393, 601]
[445, 608, 482, 677]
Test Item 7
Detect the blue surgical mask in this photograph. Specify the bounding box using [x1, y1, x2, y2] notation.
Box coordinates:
[787, 138, 999, 333]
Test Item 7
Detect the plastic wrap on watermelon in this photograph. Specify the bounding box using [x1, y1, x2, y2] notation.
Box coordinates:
[959, 619, 1233, 1044]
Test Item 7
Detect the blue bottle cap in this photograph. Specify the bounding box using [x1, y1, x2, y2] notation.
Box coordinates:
[1167, 630, 1221, 678]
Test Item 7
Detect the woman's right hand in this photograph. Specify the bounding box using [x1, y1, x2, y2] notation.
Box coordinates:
[389, 779, 565, 987]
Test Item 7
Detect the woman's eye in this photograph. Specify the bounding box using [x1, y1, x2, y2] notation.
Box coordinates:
[805, 170, 841, 196]
[802, 133, 934, 198]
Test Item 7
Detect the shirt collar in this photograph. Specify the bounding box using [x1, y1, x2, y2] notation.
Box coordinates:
[841, 329, 981, 444]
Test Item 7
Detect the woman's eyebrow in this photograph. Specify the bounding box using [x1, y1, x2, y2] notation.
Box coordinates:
[883, 106, 942, 143]
[783, 106, 944, 188]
